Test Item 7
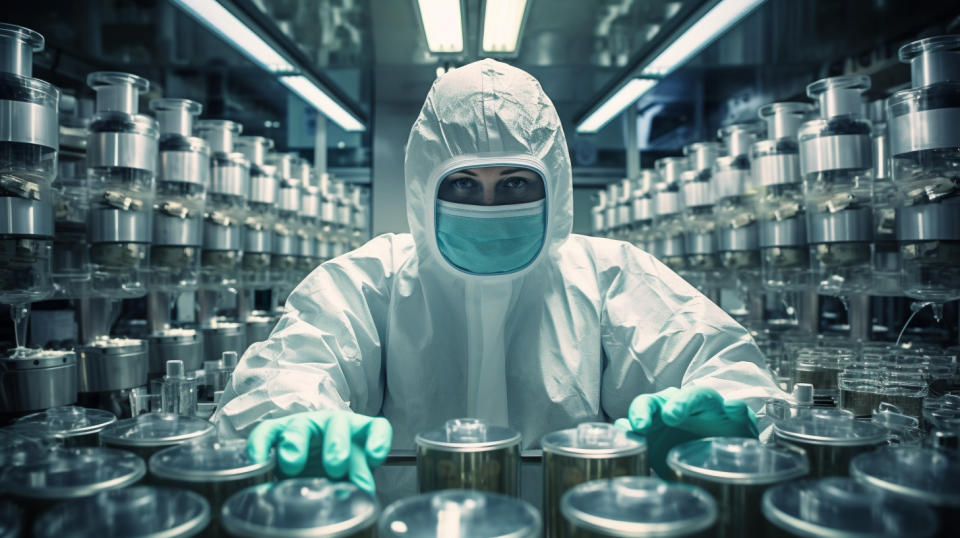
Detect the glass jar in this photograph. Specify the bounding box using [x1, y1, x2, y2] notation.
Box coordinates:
[653, 157, 687, 271]
[714, 122, 763, 289]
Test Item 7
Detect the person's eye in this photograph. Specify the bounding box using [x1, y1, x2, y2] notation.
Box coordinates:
[503, 177, 529, 189]
[450, 177, 477, 190]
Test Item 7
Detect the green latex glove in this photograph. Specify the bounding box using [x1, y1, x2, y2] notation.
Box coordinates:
[614, 386, 758, 478]
[247, 410, 393, 495]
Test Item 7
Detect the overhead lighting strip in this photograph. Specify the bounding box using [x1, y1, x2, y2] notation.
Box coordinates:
[481, 0, 529, 54]
[417, 0, 464, 53]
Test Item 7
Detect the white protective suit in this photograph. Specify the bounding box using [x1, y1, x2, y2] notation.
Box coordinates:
[215, 59, 785, 450]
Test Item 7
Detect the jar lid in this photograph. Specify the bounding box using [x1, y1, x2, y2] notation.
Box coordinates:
[0, 447, 145, 500]
[774, 408, 889, 446]
[0, 349, 75, 369]
[416, 418, 521, 452]
[378, 489, 540, 538]
[99, 413, 213, 447]
[149, 438, 275, 483]
[32, 486, 210, 538]
[541, 423, 646, 459]
[561, 476, 716, 537]
[222, 478, 378, 538]
[850, 447, 960, 506]
[16, 406, 117, 440]
[667, 437, 809, 485]
[762, 477, 938, 538]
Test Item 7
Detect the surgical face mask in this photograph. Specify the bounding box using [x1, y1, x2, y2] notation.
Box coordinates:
[436, 199, 546, 274]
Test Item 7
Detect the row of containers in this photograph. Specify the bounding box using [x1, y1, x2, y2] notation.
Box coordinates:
[1, 413, 958, 537]
[591, 34, 960, 306]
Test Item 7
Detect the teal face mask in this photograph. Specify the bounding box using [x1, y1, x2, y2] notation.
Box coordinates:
[436, 199, 546, 274]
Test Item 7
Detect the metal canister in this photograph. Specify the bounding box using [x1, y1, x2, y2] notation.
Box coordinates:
[0, 447, 145, 530]
[851, 447, 960, 537]
[0, 502, 20, 538]
[148, 328, 204, 375]
[415, 418, 521, 495]
[773, 408, 887, 477]
[15, 406, 116, 447]
[149, 438, 275, 538]
[202, 323, 245, 362]
[541, 423, 647, 538]
[667, 437, 808, 538]
[33, 486, 210, 538]
[0, 349, 77, 413]
[379, 489, 541, 538]
[762, 477, 938, 537]
[561, 476, 716, 538]
[99, 412, 214, 462]
[244, 311, 275, 348]
[77, 337, 149, 393]
[222, 478, 378, 538]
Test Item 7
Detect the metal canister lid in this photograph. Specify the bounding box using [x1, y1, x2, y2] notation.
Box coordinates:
[416, 418, 521, 453]
[850, 447, 960, 507]
[16, 406, 117, 440]
[33, 486, 210, 538]
[0, 447, 145, 500]
[667, 437, 809, 485]
[379, 489, 540, 538]
[541, 423, 646, 459]
[85, 336, 147, 355]
[149, 438, 274, 483]
[149, 327, 200, 344]
[222, 478, 378, 538]
[561, 476, 716, 538]
[774, 408, 889, 447]
[762, 478, 938, 538]
[99, 412, 213, 448]
[0, 349, 75, 369]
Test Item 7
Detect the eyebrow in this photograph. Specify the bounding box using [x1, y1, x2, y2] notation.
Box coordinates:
[499, 168, 530, 175]
[450, 169, 477, 177]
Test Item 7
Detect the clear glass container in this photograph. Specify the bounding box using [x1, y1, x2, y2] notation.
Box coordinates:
[713, 122, 763, 289]
[415, 418, 521, 495]
[52, 113, 91, 300]
[800, 75, 875, 296]
[0, 447, 145, 503]
[297, 160, 323, 279]
[871, 114, 904, 296]
[85, 72, 158, 298]
[15, 405, 116, 447]
[628, 170, 657, 254]
[379, 489, 539, 538]
[236, 137, 276, 288]
[773, 408, 888, 478]
[680, 167, 719, 291]
[269, 153, 301, 291]
[888, 36, 960, 303]
[653, 157, 687, 271]
[754, 102, 813, 291]
[98, 411, 214, 462]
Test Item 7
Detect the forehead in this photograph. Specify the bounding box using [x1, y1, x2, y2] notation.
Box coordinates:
[448, 166, 541, 179]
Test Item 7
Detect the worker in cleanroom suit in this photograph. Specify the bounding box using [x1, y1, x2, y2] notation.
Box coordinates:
[215, 58, 786, 493]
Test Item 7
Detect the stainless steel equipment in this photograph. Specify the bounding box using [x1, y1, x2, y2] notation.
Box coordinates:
[202, 320, 245, 363]
[15, 405, 116, 447]
[627, 170, 657, 254]
[713, 122, 763, 289]
[560, 476, 717, 538]
[99, 411, 214, 461]
[268, 153, 301, 301]
[0, 349, 77, 413]
[415, 417, 521, 495]
[679, 144, 719, 291]
[148, 327, 204, 377]
[53, 100, 92, 300]
[666, 437, 809, 538]
[222, 478, 378, 538]
[652, 157, 687, 270]
[296, 158, 323, 279]
[773, 408, 888, 477]
[541, 422, 647, 538]
[379, 489, 540, 538]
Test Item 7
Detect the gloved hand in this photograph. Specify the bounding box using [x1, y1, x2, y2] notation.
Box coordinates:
[247, 410, 392, 495]
[614, 386, 758, 478]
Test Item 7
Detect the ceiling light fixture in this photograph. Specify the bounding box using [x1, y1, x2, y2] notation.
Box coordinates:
[481, 0, 529, 55]
[416, 0, 465, 53]
[576, 79, 657, 133]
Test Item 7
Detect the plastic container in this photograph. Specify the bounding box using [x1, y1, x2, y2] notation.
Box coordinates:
[773, 408, 888, 477]
[541, 423, 647, 538]
[222, 478, 378, 538]
[15, 405, 117, 447]
[379, 489, 540, 538]
[99, 412, 214, 462]
[415, 418, 521, 495]
[667, 437, 808, 538]
[653, 157, 688, 271]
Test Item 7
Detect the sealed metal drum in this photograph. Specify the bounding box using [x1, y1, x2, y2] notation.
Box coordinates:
[762, 477, 938, 537]
[221, 478, 378, 538]
[99, 412, 214, 462]
[851, 447, 960, 537]
[667, 437, 808, 538]
[415, 418, 521, 495]
[15, 406, 116, 447]
[561, 476, 716, 537]
[149, 439, 275, 537]
[541, 423, 647, 538]
[773, 408, 887, 477]
[379, 489, 540, 538]
[33, 486, 210, 538]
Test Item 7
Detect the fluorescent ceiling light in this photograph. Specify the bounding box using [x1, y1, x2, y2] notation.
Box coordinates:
[417, 0, 464, 53]
[481, 0, 528, 53]
[642, 0, 766, 77]
[577, 79, 657, 133]
[171, 0, 364, 131]
[280, 76, 365, 132]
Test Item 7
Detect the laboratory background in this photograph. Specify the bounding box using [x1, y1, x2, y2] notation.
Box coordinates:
[0, 0, 959, 537]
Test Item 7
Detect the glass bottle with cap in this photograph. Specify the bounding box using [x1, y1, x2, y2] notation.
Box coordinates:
[33, 486, 210, 538]
[628, 170, 657, 254]
[541, 422, 647, 538]
[666, 437, 808, 538]
[267, 153, 301, 301]
[149, 438, 275, 537]
[762, 477, 938, 538]
[792, 347, 854, 403]
[653, 157, 688, 271]
[799, 75, 875, 296]
[679, 147, 719, 292]
[851, 446, 960, 537]
[713, 122, 763, 289]
[14, 405, 116, 447]
[379, 489, 540, 538]
[753, 102, 814, 292]
[222, 478, 378, 538]
[888, 35, 960, 304]
[99, 411, 214, 462]
[160, 360, 198, 417]
[415, 418, 521, 496]
[773, 408, 888, 477]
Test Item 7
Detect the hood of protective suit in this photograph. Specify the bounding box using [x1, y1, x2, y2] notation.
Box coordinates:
[404, 59, 573, 278]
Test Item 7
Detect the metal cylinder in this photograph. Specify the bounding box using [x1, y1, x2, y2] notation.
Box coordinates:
[807, 76, 870, 119]
[77, 338, 148, 393]
[901, 35, 960, 87]
[0, 23, 43, 77]
[0, 350, 77, 413]
[195, 120, 242, 155]
[148, 329, 204, 375]
[683, 142, 721, 175]
[157, 139, 211, 185]
[202, 323, 246, 363]
[379, 489, 539, 538]
[150, 98, 202, 138]
[235, 136, 274, 167]
[773, 408, 888, 478]
[88, 72, 148, 115]
[759, 102, 811, 141]
[415, 418, 521, 496]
